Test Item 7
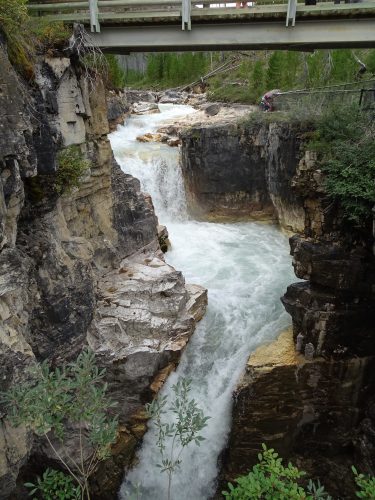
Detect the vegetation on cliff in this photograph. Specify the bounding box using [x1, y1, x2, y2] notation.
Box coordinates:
[2, 350, 118, 499]
[56, 146, 91, 195]
[223, 444, 375, 499]
[309, 104, 375, 225]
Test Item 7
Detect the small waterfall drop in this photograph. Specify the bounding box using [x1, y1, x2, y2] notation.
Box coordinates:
[109, 104, 295, 500]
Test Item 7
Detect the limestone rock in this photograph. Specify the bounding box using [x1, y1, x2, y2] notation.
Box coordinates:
[180, 121, 305, 229]
[132, 102, 159, 115]
[203, 103, 221, 116]
[136, 133, 167, 143]
[107, 91, 129, 131]
[125, 90, 158, 104]
[221, 329, 375, 498]
[87, 250, 207, 421]
[0, 43, 164, 497]
[167, 137, 181, 147]
[158, 91, 188, 104]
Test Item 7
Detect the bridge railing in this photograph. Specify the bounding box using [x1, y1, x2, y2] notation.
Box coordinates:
[27, 0, 375, 33]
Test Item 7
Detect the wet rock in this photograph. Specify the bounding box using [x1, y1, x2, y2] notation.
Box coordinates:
[158, 91, 188, 104]
[125, 90, 158, 104]
[203, 103, 220, 116]
[180, 121, 305, 228]
[167, 137, 181, 147]
[132, 102, 159, 115]
[136, 132, 167, 143]
[157, 224, 170, 253]
[107, 91, 129, 131]
[87, 250, 207, 421]
[221, 329, 375, 499]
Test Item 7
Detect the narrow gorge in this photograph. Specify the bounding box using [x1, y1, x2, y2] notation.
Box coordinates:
[1, 32, 375, 500]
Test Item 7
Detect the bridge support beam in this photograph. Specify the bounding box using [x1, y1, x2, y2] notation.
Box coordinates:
[182, 0, 192, 30]
[286, 0, 297, 26]
[91, 19, 375, 52]
[89, 0, 100, 32]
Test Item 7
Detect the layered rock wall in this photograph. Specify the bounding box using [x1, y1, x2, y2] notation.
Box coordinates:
[0, 41, 206, 499]
[180, 121, 305, 231]
[220, 123, 375, 498]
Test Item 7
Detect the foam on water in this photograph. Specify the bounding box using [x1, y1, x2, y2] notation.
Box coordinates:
[109, 104, 294, 500]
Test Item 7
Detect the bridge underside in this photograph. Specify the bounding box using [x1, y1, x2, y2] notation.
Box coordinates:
[91, 19, 375, 52]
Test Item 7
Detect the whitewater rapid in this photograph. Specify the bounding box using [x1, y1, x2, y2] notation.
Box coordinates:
[109, 104, 294, 500]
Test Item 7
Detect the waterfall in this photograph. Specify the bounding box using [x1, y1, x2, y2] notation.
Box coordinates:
[109, 104, 295, 500]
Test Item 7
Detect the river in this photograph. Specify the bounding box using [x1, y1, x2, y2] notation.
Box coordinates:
[109, 104, 294, 500]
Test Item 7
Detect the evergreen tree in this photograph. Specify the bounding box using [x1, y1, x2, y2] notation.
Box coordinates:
[266, 51, 284, 89]
[250, 59, 265, 102]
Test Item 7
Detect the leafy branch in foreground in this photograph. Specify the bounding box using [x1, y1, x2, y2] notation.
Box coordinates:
[1, 349, 118, 500]
[25, 468, 81, 500]
[146, 378, 210, 500]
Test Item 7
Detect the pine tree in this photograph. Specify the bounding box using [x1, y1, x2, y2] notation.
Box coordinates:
[266, 51, 284, 90]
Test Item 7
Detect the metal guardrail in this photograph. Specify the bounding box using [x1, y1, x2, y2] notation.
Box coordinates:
[27, 0, 375, 32]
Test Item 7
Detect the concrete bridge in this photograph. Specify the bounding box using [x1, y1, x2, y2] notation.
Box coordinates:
[28, 0, 375, 52]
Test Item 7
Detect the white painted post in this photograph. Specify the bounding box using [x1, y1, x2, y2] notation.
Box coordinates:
[182, 0, 191, 30]
[89, 0, 100, 32]
[286, 0, 297, 26]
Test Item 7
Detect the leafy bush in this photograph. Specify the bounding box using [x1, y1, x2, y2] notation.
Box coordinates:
[223, 444, 306, 499]
[352, 466, 375, 499]
[2, 349, 118, 499]
[56, 146, 90, 195]
[25, 468, 81, 500]
[308, 105, 375, 224]
[222, 444, 332, 500]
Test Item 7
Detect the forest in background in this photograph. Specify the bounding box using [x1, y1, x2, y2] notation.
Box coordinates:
[111, 49, 375, 103]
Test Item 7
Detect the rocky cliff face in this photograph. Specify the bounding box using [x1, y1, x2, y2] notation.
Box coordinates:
[220, 127, 375, 498]
[0, 42, 206, 499]
[180, 120, 305, 232]
[223, 329, 375, 497]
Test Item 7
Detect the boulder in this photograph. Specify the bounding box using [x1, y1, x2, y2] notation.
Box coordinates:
[136, 133, 168, 143]
[132, 102, 159, 115]
[203, 103, 221, 116]
[125, 90, 158, 104]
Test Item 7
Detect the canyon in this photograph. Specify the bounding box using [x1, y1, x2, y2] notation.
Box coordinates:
[0, 35, 374, 500]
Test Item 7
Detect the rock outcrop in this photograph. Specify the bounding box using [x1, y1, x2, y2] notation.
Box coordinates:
[220, 125, 375, 498]
[180, 120, 305, 231]
[222, 329, 375, 498]
[0, 41, 206, 499]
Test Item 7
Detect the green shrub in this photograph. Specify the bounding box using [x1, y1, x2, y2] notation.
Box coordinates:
[2, 349, 118, 499]
[223, 444, 306, 499]
[222, 444, 332, 500]
[352, 466, 375, 499]
[25, 468, 81, 500]
[56, 146, 90, 195]
[29, 19, 71, 50]
[308, 104, 375, 225]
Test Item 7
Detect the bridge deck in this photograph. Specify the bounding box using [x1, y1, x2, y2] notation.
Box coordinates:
[28, 0, 375, 50]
